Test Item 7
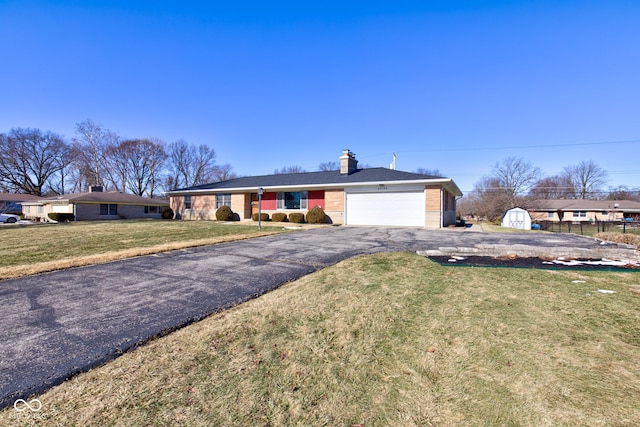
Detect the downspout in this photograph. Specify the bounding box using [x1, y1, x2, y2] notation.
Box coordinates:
[440, 189, 444, 228]
[343, 190, 348, 225]
[455, 195, 462, 222]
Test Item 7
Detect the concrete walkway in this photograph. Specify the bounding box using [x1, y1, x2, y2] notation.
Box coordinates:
[1, 226, 637, 408]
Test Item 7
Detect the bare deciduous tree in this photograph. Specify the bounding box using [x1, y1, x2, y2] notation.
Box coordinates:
[318, 161, 339, 171]
[47, 142, 76, 195]
[274, 165, 306, 174]
[606, 185, 640, 201]
[166, 140, 217, 189]
[528, 175, 574, 200]
[72, 119, 120, 190]
[459, 176, 510, 221]
[414, 167, 444, 176]
[491, 156, 541, 208]
[212, 163, 237, 182]
[108, 138, 167, 197]
[460, 157, 540, 221]
[0, 128, 68, 196]
[561, 160, 608, 199]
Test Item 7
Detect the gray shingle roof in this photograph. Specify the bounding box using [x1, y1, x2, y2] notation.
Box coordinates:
[532, 199, 640, 212]
[23, 191, 168, 205]
[172, 168, 448, 192]
[0, 193, 40, 202]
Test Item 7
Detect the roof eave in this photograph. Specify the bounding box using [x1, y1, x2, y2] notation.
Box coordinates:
[167, 178, 460, 195]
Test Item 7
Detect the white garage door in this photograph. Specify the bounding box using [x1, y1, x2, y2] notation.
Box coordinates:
[346, 191, 425, 227]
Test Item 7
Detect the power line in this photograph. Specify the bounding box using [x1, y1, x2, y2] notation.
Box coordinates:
[397, 139, 640, 153]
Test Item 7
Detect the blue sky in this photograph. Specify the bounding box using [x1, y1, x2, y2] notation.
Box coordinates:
[1, 0, 639, 194]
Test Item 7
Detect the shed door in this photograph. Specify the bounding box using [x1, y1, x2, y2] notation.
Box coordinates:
[346, 191, 425, 227]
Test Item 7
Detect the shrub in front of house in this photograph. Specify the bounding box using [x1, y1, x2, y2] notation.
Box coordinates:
[48, 213, 75, 222]
[305, 206, 326, 224]
[161, 207, 174, 220]
[271, 212, 288, 222]
[288, 212, 305, 223]
[252, 213, 270, 222]
[216, 206, 235, 221]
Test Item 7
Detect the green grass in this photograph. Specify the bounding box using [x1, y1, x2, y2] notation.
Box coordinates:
[3, 253, 639, 426]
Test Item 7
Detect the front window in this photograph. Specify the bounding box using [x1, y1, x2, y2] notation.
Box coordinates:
[277, 191, 308, 210]
[144, 206, 159, 214]
[572, 211, 587, 218]
[548, 212, 554, 219]
[216, 193, 232, 209]
[100, 204, 118, 215]
[184, 195, 192, 210]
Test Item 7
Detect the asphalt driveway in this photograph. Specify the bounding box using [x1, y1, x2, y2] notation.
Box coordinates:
[1, 226, 637, 408]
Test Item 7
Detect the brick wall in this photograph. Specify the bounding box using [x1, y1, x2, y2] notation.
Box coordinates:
[231, 194, 251, 219]
[324, 189, 344, 224]
[425, 185, 441, 228]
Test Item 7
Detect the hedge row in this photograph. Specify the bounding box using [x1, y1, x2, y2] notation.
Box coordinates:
[251, 207, 327, 224]
[47, 213, 75, 222]
[213, 206, 328, 224]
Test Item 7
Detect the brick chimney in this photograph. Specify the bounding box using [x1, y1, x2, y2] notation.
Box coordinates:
[339, 149, 358, 175]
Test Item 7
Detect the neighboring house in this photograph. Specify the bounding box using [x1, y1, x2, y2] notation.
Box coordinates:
[0, 193, 40, 214]
[529, 199, 640, 222]
[21, 187, 169, 222]
[502, 207, 532, 230]
[168, 149, 462, 228]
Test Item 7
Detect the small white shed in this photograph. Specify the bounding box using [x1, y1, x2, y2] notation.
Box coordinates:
[502, 207, 532, 230]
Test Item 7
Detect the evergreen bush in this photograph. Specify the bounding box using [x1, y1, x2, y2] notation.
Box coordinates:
[48, 213, 75, 222]
[288, 212, 305, 223]
[271, 212, 288, 222]
[216, 205, 235, 221]
[252, 213, 270, 222]
[305, 206, 326, 224]
[161, 207, 174, 220]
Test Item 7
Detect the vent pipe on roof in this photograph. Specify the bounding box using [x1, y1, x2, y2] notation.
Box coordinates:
[390, 152, 397, 170]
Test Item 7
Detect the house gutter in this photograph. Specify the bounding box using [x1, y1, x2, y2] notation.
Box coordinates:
[167, 178, 462, 196]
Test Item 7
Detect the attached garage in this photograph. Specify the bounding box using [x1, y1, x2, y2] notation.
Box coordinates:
[345, 186, 425, 227]
[169, 149, 462, 228]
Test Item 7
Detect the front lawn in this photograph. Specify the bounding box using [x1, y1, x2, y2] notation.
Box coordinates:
[3, 252, 639, 426]
[0, 220, 286, 279]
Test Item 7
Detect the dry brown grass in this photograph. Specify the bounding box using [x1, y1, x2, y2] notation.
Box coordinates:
[2, 253, 640, 426]
[596, 232, 640, 249]
[0, 220, 285, 280]
[0, 233, 276, 280]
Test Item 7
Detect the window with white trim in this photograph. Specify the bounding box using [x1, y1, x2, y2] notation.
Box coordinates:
[216, 193, 232, 209]
[184, 195, 192, 210]
[277, 191, 308, 210]
[100, 204, 118, 215]
[572, 211, 587, 218]
[547, 212, 554, 219]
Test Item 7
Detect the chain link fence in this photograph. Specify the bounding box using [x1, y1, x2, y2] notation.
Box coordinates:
[536, 220, 639, 236]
